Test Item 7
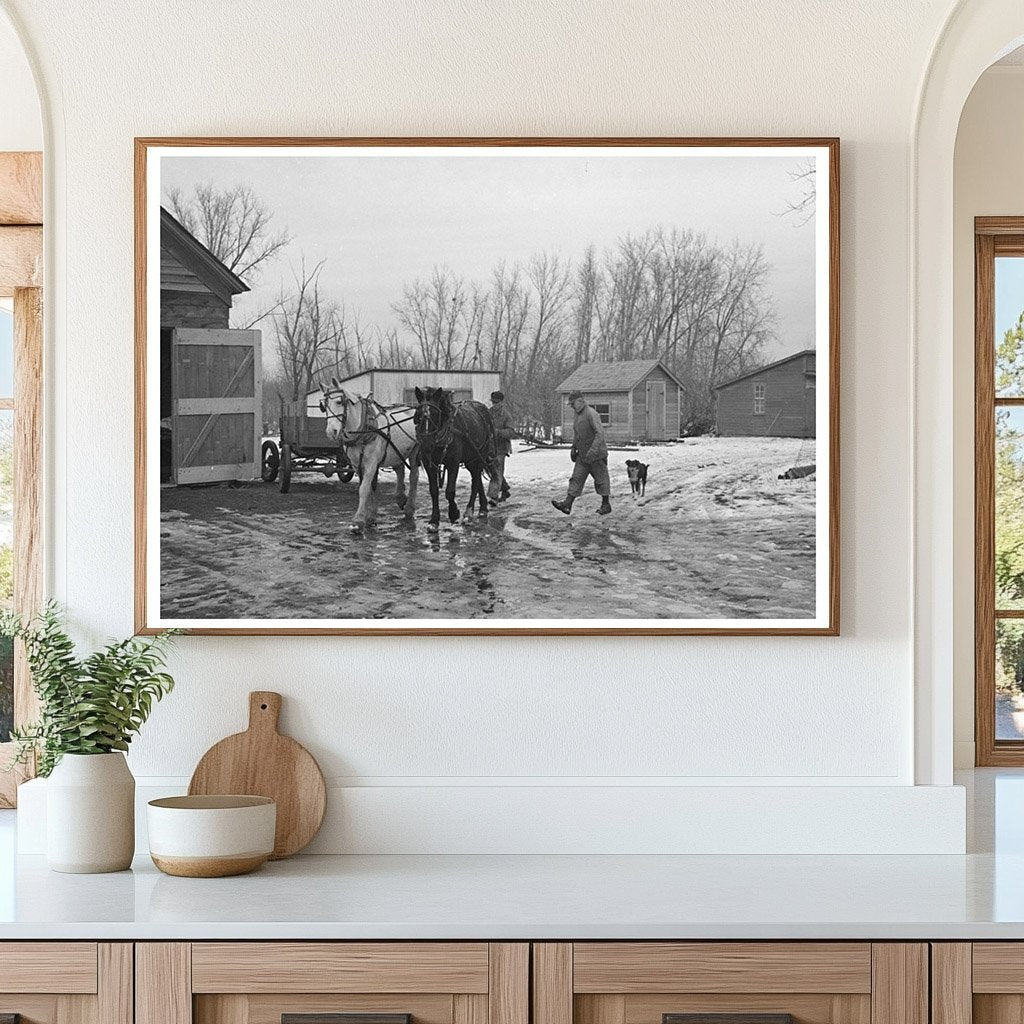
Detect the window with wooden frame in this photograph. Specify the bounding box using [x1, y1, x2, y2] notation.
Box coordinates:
[975, 217, 1024, 764]
[753, 382, 766, 414]
[0, 152, 44, 806]
[592, 402, 611, 425]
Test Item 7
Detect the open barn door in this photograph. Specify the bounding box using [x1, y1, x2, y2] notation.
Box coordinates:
[171, 328, 262, 484]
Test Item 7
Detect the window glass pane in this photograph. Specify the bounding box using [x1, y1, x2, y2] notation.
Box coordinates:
[0, 307, 12, 399]
[996, 256, 1024, 397]
[997, 620, 1024, 740]
[0, 409, 11, 742]
[997, 407, 1024, 609]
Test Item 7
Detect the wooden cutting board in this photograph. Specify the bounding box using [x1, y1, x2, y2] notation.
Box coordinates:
[188, 691, 326, 859]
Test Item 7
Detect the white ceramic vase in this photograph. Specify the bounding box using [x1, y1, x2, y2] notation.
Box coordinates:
[46, 752, 135, 873]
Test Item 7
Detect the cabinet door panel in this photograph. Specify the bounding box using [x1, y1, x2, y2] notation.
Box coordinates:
[573, 945, 872, 995]
[192, 945, 489, 995]
[0, 945, 98, 994]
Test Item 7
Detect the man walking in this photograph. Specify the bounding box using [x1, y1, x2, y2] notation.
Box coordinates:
[487, 390, 514, 506]
[552, 390, 612, 515]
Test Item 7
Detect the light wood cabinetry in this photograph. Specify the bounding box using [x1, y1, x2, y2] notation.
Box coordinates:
[0, 937, 994, 1024]
[136, 944, 528, 1024]
[0, 942, 132, 1024]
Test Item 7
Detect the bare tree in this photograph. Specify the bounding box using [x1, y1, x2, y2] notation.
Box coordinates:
[167, 182, 291, 282]
[273, 257, 344, 401]
[392, 266, 475, 368]
[780, 160, 816, 225]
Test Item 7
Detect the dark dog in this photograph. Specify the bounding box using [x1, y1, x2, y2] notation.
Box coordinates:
[625, 459, 649, 497]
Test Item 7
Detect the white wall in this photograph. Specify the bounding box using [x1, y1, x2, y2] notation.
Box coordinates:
[952, 66, 1024, 767]
[1, 0, 973, 852]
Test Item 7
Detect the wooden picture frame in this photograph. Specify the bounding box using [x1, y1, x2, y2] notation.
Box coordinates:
[135, 137, 840, 636]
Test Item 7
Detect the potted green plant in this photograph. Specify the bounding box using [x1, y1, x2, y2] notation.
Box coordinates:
[2, 603, 178, 873]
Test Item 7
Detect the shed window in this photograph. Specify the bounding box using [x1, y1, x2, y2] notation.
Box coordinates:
[592, 402, 611, 425]
[753, 382, 766, 414]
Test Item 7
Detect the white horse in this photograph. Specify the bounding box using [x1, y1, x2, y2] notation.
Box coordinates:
[320, 380, 419, 532]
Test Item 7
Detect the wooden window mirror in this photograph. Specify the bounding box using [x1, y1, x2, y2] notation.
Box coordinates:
[0, 151, 43, 806]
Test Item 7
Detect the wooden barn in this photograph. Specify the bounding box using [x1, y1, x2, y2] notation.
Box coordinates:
[160, 207, 262, 484]
[306, 368, 502, 416]
[555, 359, 683, 443]
[713, 349, 816, 437]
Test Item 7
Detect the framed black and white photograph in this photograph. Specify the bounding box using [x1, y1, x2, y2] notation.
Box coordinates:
[135, 137, 839, 636]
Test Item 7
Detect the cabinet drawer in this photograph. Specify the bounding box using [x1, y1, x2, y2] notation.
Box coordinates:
[0, 943, 130, 1024]
[139, 943, 528, 1024]
[534, 944, 926, 1024]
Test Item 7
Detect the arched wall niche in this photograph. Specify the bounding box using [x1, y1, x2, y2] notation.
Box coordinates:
[914, 1, 1024, 785]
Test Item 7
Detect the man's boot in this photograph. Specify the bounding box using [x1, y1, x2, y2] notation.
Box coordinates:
[551, 495, 575, 515]
[597, 497, 612, 515]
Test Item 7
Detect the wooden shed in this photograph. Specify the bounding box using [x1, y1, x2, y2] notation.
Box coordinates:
[160, 207, 262, 484]
[713, 349, 816, 437]
[555, 359, 683, 443]
[307, 368, 502, 416]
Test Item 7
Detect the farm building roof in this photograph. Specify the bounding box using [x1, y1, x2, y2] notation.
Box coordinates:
[712, 349, 816, 390]
[556, 359, 683, 393]
[336, 367, 501, 380]
[160, 207, 250, 304]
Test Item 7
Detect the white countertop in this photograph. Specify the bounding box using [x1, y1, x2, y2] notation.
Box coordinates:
[0, 849, 1022, 940]
[1, 769, 1021, 941]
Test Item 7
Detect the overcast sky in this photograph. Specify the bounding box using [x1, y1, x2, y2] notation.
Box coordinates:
[160, 148, 819, 362]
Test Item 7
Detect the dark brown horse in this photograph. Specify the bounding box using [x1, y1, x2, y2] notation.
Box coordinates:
[407, 387, 496, 527]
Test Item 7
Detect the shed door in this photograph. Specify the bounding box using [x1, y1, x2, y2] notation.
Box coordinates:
[646, 379, 666, 439]
[171, 328, 262, 484]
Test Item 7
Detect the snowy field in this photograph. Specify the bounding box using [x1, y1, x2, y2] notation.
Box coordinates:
[159, 436, 818, 622]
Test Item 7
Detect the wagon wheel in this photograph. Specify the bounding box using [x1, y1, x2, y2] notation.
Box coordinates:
[336, 449, 355, 483]
[279, 443, 292, 494]
[261, 440, 280, 483]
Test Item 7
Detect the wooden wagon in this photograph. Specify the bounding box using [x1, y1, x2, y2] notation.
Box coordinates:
[261, 396, 355, 493]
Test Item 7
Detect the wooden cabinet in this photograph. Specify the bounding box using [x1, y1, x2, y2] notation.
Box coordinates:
[0, 943, 132, 1024]
[136, 944, 528, 1024]
[0, 937, 968, 1024]
[532, 944, 929, 1024]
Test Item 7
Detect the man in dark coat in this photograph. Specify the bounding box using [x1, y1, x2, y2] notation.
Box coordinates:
[487, 390, 514, 505]
[552, 390, 612, 515]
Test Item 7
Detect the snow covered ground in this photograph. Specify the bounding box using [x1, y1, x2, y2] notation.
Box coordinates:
[159, 435, 818, 622]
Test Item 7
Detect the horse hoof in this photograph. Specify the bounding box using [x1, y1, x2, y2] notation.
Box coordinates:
[449, 510, 460, 524]
[350, 523, 363, 534]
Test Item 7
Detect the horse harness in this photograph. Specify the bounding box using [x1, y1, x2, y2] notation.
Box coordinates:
[320, 390, 418, 473]
[416, 397, 493, 469]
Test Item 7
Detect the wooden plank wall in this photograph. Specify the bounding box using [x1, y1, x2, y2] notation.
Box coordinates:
[716, 356, 815, 438]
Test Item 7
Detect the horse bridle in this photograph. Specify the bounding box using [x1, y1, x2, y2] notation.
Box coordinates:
[320, 389, 376, 445]
[414, 397, 456, 457]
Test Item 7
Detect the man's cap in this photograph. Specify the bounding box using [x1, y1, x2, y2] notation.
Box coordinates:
[567, 390, 584, 403]
[490, 390, 504, 401]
